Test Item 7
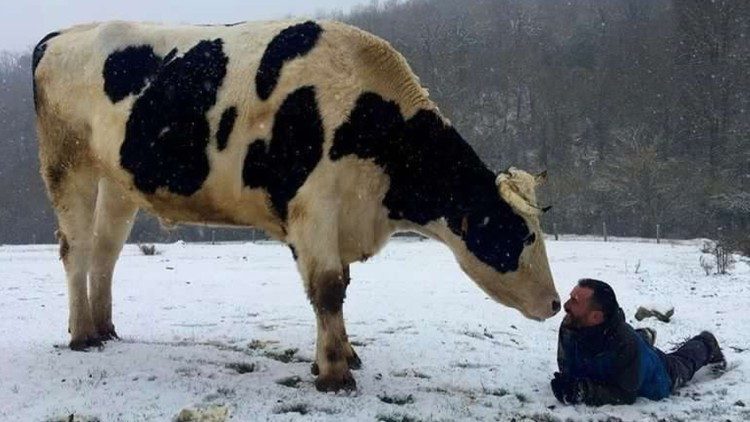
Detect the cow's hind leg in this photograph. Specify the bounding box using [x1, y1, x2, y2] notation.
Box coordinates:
[339, 265, 362, 369]
[90, 179, 138, 340]
[47, 169, 100, 350]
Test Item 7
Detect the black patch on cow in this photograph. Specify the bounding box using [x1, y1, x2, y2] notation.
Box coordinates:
[120, 39, 228, 196]
[32, 31, 61, 109]
[32, 31, 60, 75]
[242, 86, 324, 220]
[330, 93, 531, 273]
[255, 21, 322, 101]
[216, 106, 237, 151]
[103, 45, 163, 103]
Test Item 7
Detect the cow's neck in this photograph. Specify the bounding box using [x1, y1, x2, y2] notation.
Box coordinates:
[329, 92, 499, 239]
[380, 109, 499, 236]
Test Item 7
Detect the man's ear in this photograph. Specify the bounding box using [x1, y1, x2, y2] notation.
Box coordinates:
[589, 310, 605, 326]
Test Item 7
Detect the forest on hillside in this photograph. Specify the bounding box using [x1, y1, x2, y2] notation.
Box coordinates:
[0, 0, 747, 252]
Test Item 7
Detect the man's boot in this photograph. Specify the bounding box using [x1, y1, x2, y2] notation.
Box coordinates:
[698, 331, 726, 370]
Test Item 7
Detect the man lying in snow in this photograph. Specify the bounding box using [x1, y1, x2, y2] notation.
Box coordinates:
[551, 278, 726, 406]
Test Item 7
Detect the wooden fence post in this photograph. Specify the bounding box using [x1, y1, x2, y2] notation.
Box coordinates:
[553, 222, 559, 241]
[603, 222, 608, 242]
[656, 224, 660, 244]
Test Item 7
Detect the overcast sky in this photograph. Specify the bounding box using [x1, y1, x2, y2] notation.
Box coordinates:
[1, 0, 371, 52]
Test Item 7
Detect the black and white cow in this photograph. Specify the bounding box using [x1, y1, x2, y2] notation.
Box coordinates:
[33, 20, 560, 391]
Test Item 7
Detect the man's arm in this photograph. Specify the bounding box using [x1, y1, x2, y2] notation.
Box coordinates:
[577, 336, 640, 406]
[557, 325, 575, 374]
[552, 326, 577, 403]
[578, 378, 637, 406]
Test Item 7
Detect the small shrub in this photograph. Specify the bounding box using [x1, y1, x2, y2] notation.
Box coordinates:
[138, 244, 159, 255]
[713, 242, 735, 274]
[700, 241, 735, 275]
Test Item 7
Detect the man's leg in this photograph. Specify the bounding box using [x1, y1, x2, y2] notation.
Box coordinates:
[664, 331, 725, 390]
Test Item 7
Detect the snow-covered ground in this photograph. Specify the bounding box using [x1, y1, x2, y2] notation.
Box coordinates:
[0, 238, 748, 421]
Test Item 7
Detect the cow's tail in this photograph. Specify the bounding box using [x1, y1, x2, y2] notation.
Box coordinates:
[32, 31, 63, 111]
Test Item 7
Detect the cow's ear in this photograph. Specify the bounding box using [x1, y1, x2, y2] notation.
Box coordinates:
[461, 215, 469, 236]
[535, 170, 548, 186]
[497, 176, 542, 216]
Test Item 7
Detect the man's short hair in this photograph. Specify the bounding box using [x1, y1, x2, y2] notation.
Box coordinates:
[578, 278, 619, 320]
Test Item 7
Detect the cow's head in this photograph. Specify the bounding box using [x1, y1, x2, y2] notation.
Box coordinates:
[442, 167, 559, 321]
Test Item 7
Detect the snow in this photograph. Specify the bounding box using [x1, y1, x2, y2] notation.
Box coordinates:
[0, 238, 748, 421]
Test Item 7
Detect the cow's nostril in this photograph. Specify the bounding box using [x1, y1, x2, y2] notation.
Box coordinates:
[552, 300, 561, 313]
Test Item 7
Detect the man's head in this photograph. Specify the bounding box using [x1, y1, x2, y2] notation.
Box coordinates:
[563, 279, 619, 328]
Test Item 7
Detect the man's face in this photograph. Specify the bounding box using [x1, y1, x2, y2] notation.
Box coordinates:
[563, 286, 603, 328]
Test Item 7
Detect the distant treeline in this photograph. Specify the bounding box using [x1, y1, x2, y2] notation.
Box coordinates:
[0, 0, 747, 251]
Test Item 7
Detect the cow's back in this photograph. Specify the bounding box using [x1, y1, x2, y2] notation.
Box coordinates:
[34, 20, 434, 242]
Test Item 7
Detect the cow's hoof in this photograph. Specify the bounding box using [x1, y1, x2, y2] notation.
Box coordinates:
[347, 350, 362, 370]
[69, 336, 103, 351]
[311, 362, 319, 376]
[315, 371, 356, 392]
[96, 327, 120, 341]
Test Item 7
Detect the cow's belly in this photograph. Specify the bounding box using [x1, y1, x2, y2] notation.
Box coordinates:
[88, 91, 287, 235]
[330, 158, 395, 264]
[93, 141, 284, 239]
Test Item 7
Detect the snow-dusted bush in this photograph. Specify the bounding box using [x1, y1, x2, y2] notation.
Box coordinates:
[138, 244, 159, 256]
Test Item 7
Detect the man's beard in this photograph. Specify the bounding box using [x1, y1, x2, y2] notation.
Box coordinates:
[563, 312, 584, 328]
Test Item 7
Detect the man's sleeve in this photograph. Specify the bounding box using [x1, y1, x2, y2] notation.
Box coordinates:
[580, 336, 640, 406]
[557, 326, 573, 374]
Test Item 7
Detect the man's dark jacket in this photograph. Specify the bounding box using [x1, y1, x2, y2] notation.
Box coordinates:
[557, 308, 672, 405]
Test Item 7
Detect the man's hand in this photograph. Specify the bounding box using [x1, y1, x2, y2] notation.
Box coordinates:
[563, 378, 588, 404]
[551, 372, 588, 404]
[551, 372, 572, 403]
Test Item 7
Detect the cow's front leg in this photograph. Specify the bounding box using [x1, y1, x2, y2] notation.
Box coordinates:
[308, 268, 356, 392]
[310, 265, 361, 376]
